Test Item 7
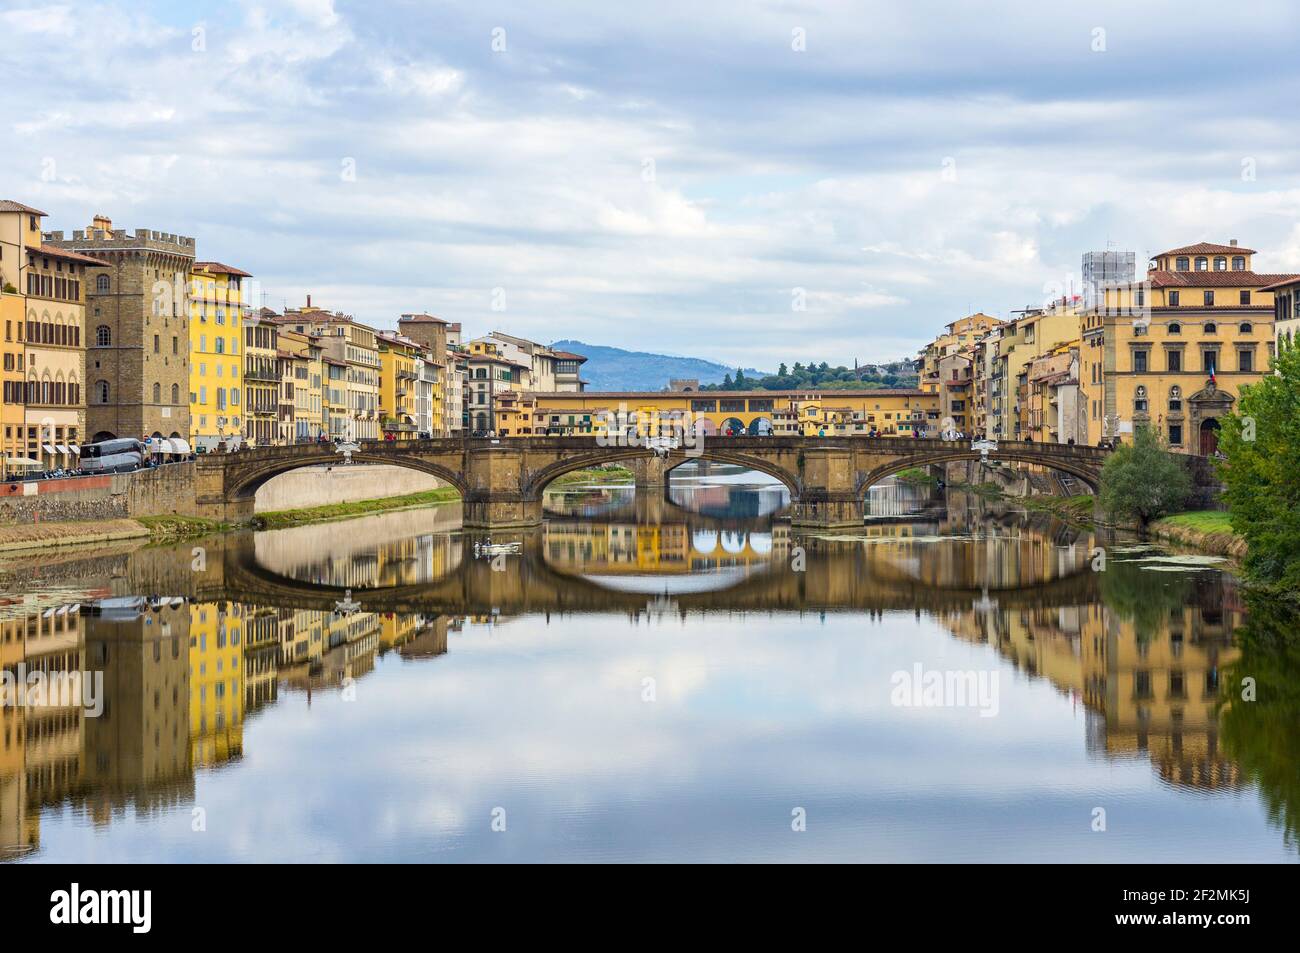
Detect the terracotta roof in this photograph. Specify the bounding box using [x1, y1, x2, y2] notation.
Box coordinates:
[1259, 275, 1300, 292]
[1147, 269, 1300, 288]
[551, 351, 587, 361]
[192, 261, 252, 277]
[0, 200, 48, 215]
[34, 244, 106, 266]
[1157, 242, 1256, 257]
[398, 313, 447, 324]
[323, 357, 347, 367]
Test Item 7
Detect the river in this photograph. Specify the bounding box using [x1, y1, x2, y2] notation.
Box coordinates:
[1, 466, 1296, 862]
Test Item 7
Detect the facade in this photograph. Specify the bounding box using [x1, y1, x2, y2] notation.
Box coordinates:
[243, 310, 280, 448]
[1026, 344, 1083, 444]
[0, 202, 96, 474]
[552, 350, 587, 391]
[397, 314, 449, 436]
[278, 301, 379, 440]
[188, 262, 250, 451]
[466, 340, 522, 434]
[280, 330, 325, 441]
[1081, 241, 1295, 453]
[919, 312, 1003, 394]
[990, 301, 1082, 442]
[47, 216, 194, 443]
[1264, 275, 1300, 355]
[377, 331, 420, 440]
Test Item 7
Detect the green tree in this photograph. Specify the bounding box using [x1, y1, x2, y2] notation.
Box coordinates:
[1217, 341, 1300, 591]
[1099, 425, 1191, 527]
[720, 373, 733, 390]
[733, 368, 747, 389]
[777, 363, 788, 378]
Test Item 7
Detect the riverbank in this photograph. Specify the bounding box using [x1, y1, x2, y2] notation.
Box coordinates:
[253, 487, 461, 529]
[547, 465, 633, 487]
[0, 517, 151, 553]
[1150, 510, 1247, 560]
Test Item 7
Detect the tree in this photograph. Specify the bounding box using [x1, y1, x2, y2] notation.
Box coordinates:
[1099, 425, 1191, 527]
[733, 368, 747, 388]
[1217, 341, 1300, 591]
[720, 372, 733, 390]
[778, 363, 788, 378]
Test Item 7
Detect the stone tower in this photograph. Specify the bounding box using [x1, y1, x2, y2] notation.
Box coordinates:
[46, 217, 195, 441]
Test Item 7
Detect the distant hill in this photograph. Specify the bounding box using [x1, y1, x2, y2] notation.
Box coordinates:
[550, 340, 764, 392]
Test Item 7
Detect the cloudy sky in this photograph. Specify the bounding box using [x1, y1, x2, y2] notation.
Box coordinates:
[4, 1, 1300, 369]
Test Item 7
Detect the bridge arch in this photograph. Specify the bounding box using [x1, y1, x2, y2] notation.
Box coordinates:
[525, 446, 801, 498]
[223, 450, 469, 502]
[859, 447, 1102, 495]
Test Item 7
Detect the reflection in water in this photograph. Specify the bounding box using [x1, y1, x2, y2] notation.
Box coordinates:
[1, 472, 1297, 862]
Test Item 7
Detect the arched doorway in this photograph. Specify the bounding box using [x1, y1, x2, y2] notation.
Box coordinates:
[720, 417, 745, 436]
[1199, 418, 1221, 456]
[747, 417, 773, 436]
[92, 431, 117, 442]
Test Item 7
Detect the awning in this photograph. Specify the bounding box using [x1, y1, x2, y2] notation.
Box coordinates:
[56, 444, 70, 454]
[169, 438, 191, 454]
[42, 444, 57, 454]
[3, 457, 42, 466]
[68, 445, 80, 455]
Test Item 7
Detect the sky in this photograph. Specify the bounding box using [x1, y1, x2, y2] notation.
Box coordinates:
[4, 0, 1300, 370]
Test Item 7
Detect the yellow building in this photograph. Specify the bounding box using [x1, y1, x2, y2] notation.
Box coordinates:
[0, 203, 36, 472]
[377, 331, 419, 440]
[280, 330, 325, 441]
[919, 312, 1003, 394]
[1082, 241, 1296, 453]
[278, 300, 379, 440]
[529, 389, 938, 438]
[189, 602, 244, 767]
[1264, 275, 1300, 355]
[189, 262, 251, 451]
[989, 300, 1084, 441]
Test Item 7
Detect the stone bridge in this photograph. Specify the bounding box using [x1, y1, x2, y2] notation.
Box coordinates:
[190, 435, 1205, 528]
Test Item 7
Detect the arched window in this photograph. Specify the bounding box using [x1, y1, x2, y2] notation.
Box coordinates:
[1238, 322, 1252, 333]
[1176, 256, 1189, 271]
[1195, 257, 1208, 271]
[1134, 385, 1148, 413]
[96, 274, 110, 292]
[96, 380, 109, 404]
[1169, 386, 1182, 411]
[1214, 256, 1227, 271]
[1167, 322, 1181, 334]
[1204, 322, 1217, 334]
[170, 383, 179, 404]
[96, 325, 111, 347]
[152, 382, 161, 403]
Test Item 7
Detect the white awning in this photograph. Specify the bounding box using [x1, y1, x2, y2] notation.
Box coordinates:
[169, 438, 191, 454]
[42, 444, 57, 454]
[56, 444, 70, 454]
[4, 457, 42, 466]
[68, 445, 80, 455]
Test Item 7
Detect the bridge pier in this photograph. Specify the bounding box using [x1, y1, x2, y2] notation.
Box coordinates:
[788, 447, 864, 528]
[789, 494, 865, 528]
[463, 496, 542, 528]
[463, 445, 543, 528]
[629, 455, 670, 488]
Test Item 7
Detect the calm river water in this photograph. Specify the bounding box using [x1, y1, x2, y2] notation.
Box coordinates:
[1, 465, 1296, 862]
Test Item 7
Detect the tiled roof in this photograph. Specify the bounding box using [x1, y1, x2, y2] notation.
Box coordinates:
[1147, 270, 1300, 288]
[193, 261, 252, 277]
[1259, 275, 1300, 292]
[1157, 242, 1256, 257]
[398, 313, 447, 324]
[35, 244, 106, 266]
[0, 200, 48, 215]
[551, 351, 587, 361]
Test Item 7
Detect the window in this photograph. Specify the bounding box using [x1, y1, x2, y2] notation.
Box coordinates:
[1133, 350, 1149, 373]
[1169, 423, 1183, 445]
[1203, 350, 1218, 375]
[153, 334, 160, 353]
[1203, 291, 1214, 306]
[96, 274, 110, 292]
[1169, 291, 1180, 306]
[1167, 322, 1181, 334]
[1214, 257, 1226, 271]
[1238, 321, 1252, 333]
[1239, 348, 1254, 373]
[1203, 322, 1217, 334]
[153, 382, 161, 403]
[96, 380, 109, 404]
[1195, 257, 1208, 271]
[171, 383, 180, 404]
[1233, 255, 1245, 270]
[1167, 349, 1182, 372]
[95, 325, 111, 347]
[1240, 291, 1251, 306]
[1134, 386, 1148, 413]
[1176, 256, 1189, 271]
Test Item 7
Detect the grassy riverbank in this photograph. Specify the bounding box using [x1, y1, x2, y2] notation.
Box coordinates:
[547, 465, 633, 487]
[1150, 510, 1247, 560]
[0, 518, 151, 554]
[253, 486, 461, 529]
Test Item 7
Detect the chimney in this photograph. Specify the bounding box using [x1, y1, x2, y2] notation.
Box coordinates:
[1230, 239, 1238, 247]
[91, 214, 112, 234]
[306, 294, 312, 307]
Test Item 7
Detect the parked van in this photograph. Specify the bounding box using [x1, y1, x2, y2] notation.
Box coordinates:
[79, 438, 147, 474]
